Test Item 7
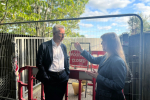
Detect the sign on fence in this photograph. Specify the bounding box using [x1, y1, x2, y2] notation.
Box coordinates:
[70, 50, 88, 66]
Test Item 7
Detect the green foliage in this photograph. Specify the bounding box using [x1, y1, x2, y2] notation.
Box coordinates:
[0, 0, 40, 23]
[0, 0, 89, 37]
[128, 13, 150, 35]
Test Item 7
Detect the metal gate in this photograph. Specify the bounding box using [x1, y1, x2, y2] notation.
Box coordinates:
[0, 14, 143, 100]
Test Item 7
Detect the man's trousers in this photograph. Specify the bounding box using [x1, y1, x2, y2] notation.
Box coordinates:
[44, 70, 69, 100]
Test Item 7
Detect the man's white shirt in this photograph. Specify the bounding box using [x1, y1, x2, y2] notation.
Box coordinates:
[49, 39, 65, 72]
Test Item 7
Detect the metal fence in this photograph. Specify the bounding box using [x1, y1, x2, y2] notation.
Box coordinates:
[0, 33, 35, 99]
[0, 14, 144, 100]
[14, 37, 103, 98]
[14, 37, 45, 98]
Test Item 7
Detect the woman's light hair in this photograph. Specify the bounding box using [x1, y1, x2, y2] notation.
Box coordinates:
[53, 24, 65, 34]
[101, 32, 129, 71]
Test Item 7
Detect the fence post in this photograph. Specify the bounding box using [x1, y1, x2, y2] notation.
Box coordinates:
[18, 67, 28, 100]
[93, 78, 96, 100]
[41, 83, 45, 100]
[78, 80, 82, 100]
[28, 67, 33, 100]
[18, 82, 25, 100]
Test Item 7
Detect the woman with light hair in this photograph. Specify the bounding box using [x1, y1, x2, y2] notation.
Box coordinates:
[74, 32, 128, 100]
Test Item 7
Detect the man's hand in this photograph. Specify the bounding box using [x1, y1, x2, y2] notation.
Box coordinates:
[85, 69, 98, 79]
[74, 42, 83, 52]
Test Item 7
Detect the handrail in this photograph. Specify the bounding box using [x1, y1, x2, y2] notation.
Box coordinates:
[18, 66, 96, 100]
[18, 66, 45, 100]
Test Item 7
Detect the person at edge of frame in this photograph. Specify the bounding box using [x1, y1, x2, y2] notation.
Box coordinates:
[74, 32, 128, 100]
[36, 24, 70, 100]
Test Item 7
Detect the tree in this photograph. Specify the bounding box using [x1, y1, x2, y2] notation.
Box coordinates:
[0, 0, 40, 23]
[0, 0, 40, 34]
[128, 13, 150, 35]
[0, 0, 89, 37]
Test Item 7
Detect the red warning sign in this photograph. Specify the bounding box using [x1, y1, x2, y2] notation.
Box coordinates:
[69, 50, 88, 66]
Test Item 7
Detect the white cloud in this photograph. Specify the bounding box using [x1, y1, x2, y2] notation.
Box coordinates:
[115, 29, 121, 33]
[80, 9, 120, 22]
[112, 23, 117, 26]
[111, 21, 129, 29]
[113, 17, 130, 23]
[97, 25, 112, 30]
[79, 23, 93, 27]
[80, 9, 109, 22]
[134, 3, 150, 17]
[134, 3, 150, 11]
[81, 9, 106, 17]
[86, 0, 133, 12]
[111, 22, 129, 30]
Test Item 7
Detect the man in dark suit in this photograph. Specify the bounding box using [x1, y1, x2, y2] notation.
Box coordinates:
[36, 24, 70, 100]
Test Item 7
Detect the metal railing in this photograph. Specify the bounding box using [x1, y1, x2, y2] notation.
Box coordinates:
[18, 66, 96, 100]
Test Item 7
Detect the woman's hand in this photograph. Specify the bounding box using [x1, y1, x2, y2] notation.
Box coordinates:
[74, 42, 83, 52]
[85, 69, 98, 79]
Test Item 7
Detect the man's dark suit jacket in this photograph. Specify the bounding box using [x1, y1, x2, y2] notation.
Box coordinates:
[36, 40, 70, 83]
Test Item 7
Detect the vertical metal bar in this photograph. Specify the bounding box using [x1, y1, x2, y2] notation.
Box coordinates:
[21, 39, 25, 98]
[89, 43, 92, 71]
[24, 39, 26, 68]
[28, 67, 33, 100]
[86, 42, 89, 70]
[93, 78, 96, 100]
[31, 39, 33, 66]
[14, 37, 18, 99]
[78, 80, 82, 100]
[131, 59, 135, 100]
[27, 39, 31, 94]
[24, 39, 27, 92]
[5, 34, 8, 95]
[138, 16, 143, 100]
[33, 39, 37, 84]
[41, 83, 45, 100]
[18, 82, 23, 100]
[36, 38, 40, 83]
[17, 39, 21, 98]
[3, 35, 7, 96]
[4, 33, 6, 97]
[25, 39, 28, 92]
[28, 39, 30, 65]
[30, 39, 34, 86]
[17, 39, 19, 71]
[34, 39, 36, 66]
[37, 39, 39, 56]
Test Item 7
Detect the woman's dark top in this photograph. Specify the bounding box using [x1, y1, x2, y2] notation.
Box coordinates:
[81, 50, 127, 100]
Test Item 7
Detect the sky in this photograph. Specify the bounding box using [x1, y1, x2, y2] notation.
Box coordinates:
[77, 0, 150, 38]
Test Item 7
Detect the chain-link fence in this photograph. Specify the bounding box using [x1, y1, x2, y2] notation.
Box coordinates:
[0, 14, 144, 100]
